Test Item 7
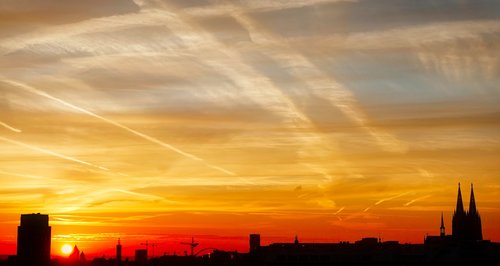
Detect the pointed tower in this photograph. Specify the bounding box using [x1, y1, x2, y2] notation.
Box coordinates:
[452, 183, 466, 240]
[466, 184, 483, 241]
[69, 245, 80, 261]
[468, 184, 477, 214]
[456, 183, 465, 213]
[440, 212, 445, 238]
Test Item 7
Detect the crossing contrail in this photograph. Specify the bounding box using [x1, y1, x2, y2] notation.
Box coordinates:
[2, 79, 235, 176]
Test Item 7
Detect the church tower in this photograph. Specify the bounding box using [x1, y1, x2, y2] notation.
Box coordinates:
[452, 183, 483, 241]
[440, 212, 445, 238]
[466, 184, 483, 240]
[452, 183, 466, 240]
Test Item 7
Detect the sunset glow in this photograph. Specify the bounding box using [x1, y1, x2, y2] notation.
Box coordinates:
[1, 0, 499, 259]
[61, 244, 73, 255]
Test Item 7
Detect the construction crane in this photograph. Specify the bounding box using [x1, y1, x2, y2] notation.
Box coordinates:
[150, 243, 159, 258]
[180, 237, 199, 256]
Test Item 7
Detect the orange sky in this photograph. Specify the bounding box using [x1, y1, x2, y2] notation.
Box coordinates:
[1, 0, 500, 259]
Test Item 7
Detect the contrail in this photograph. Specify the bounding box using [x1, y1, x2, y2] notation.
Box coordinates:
[0, 135, 109, 171]
[0, 121, 22, 133]
[228, 8, 406, 153]
[334, 206, 345, 215]
[404, 195, 431, 206]
[2, 80, 235, 176]
[364, 192, 411, 212]
[375, 192, 411, 205]
[0, 170, 43, 179]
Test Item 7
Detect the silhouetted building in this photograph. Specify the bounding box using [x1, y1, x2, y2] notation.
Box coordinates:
[17, 213, 51, 265]
[452, 183, 483, 241]
[135, 249, 148, 263]
[354, 237, 379, 245]
[69, 245, 80, 261]
[80, 251, 86, 262]
[116, 238, 122, 262]
[249, 234, 261, 252]
[467, 183, 483, 240]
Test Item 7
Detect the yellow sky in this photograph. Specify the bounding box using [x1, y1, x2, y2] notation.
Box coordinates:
[1, 0, 500, 255]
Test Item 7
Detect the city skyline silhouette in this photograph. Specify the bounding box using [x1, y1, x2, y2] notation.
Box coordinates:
[1, 183, 499, 266]
[1, 0, 500, 265]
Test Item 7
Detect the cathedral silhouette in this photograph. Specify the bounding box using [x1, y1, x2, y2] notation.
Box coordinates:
[452, 183, 482, 241]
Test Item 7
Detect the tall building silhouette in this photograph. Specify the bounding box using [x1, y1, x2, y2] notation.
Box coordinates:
[452, 183, 482, 241]
[17, 213, 51, 265]
[249, 234, 260, 252]
[116, 238, 122, 262]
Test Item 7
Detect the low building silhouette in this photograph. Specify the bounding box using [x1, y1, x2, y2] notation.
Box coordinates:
[135, 249, 147, 264]
[251, 184, 497, 265]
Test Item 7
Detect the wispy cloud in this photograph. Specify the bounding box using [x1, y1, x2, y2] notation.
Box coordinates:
[0, 170, 43, 179]
[2, 79, 235, 176]
[364, 192, 412, 212]
[375, 192, 411, 206]
[334, 206, 345, 215]
[404, 195, 431, 207]
[0, 135, 110, 171]
[0, 121, 22, 133]
[0, 0, 499, 249]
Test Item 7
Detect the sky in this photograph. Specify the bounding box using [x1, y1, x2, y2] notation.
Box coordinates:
[1, 0, 500, 258]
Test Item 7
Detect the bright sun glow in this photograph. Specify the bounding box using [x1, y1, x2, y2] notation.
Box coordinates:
[61, 244, 73, 255]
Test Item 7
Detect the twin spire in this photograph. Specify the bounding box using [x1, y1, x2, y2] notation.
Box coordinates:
[469, 184, 477, 214]
[455, 183, 464, 213]
[452, 182, 482, 241]
[455, 182, 477, 215]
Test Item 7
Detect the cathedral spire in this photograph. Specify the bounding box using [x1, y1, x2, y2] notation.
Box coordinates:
[455, 182, 465, 214]
[469, 183, 477, 214]
[452, 183, 466, 240]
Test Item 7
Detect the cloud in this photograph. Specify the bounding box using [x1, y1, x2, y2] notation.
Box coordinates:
[404, 195, 431, 207]
[0, 0, 500, 248]
[2, 79, 235, 176]
[0, 135, 110, 171]
[247, 0, 500, 38]
[0, 121, 21, 132]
